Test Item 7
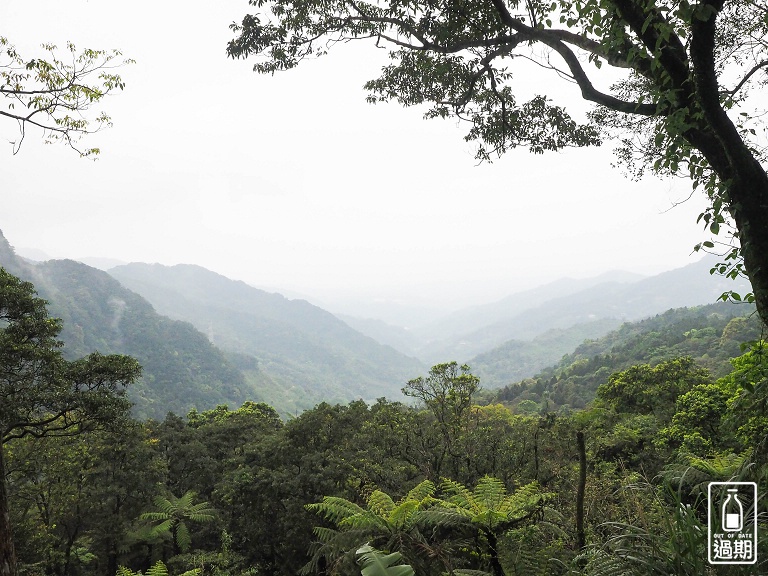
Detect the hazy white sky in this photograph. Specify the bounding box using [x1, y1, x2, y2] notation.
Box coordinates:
[1, 0, 712, 315]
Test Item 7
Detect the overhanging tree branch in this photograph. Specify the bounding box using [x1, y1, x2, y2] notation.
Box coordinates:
[0, 37, 133, 156]
[228, 0, 768, 325]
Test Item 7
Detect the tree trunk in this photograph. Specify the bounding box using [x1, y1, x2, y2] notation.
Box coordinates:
[727, 166, 768, 328]
[686, 1, 768, 329]
[0, 445, 17, 576]
[575, 431, 586, 551]
[486, 532, 505, 576]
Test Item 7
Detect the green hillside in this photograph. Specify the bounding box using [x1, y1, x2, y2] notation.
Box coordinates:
[484, 301, 763, 411]
[469, 317, 624, 388]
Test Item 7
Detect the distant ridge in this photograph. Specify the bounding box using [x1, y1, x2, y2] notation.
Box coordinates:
[413, 270, 645, 343]
[108, 262, 426, 408]
[412, 256, 752, 363]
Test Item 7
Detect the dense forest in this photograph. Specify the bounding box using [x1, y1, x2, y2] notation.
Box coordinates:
[2, 266, 767, 576]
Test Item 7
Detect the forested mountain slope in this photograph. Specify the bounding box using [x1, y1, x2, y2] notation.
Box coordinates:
[108, 262, 426, 409]
[0, 230, 255, 419]
[483, 301, 764, 411]
[469, 317, 625, 388]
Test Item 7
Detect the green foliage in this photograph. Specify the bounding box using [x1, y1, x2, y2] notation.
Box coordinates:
[658, 382, 733, 453]
[0, 267, 142, 576]
[140, 491, 216, 554]
[471, 320, 625, 390]
[306, 475, 555, 576]
[2, 276, 763, 576]
[0, 36, 133, 156]
[596, 357, 711, 422]
[305, 480, 441, 576]
[356, 545, 414, 576]
[402, 362, 481, 480]
[116, 560, 200, 576]
[0, 267, 140, 443]
[721, 342, 768, 452]
[438, 476, 551, 533]
[574, 472, 766, 576]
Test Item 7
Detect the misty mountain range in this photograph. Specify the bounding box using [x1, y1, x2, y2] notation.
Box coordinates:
[3, 229, 753, 416]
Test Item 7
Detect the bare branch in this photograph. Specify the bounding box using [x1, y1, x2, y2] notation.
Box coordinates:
[487, 0, 657, 115]
[725, 59, 768, 95]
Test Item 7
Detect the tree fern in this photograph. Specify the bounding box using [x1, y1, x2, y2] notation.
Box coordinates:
[304, 482, 444, 576]
[441, 477, 475, 510]
[305, 477, 554, 576]
[139, 491, 216, 554]
[438, 476, 551, 532]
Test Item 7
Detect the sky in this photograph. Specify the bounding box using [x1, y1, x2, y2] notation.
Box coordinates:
[1, 0, 713, 320]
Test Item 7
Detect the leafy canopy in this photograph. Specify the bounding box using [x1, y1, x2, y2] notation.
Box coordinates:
[227, 0, 767, 163]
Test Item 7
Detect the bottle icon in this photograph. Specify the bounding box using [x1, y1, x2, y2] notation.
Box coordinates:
[722, 488, 743, 532]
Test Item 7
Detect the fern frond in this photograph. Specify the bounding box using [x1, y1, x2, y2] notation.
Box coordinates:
[307, 496, 367, 524]
[472, 509, 507, 531]
[153, 496, 176, 515]
[405, 479, 436, 502]
[578, 548, 642, 576]
[177, 490, 198, 509]
[188, 501, 217, 521]
[139, 511, 169, 521]
[340, 511, 389, 532]
[472, 476, 507, 513]
[414, 507, 470, 528]
[148, 519, 173, 538]
[116, 566, 137, 576]
[145, 561, 169, 576]
[176, 521, 192, 553]
[312, 526, 343, 543]
[368, 490, 396, 518]
[501, 483, 549, 519]
[389, 500, 419, 530]
[440, 478, 474, 510]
